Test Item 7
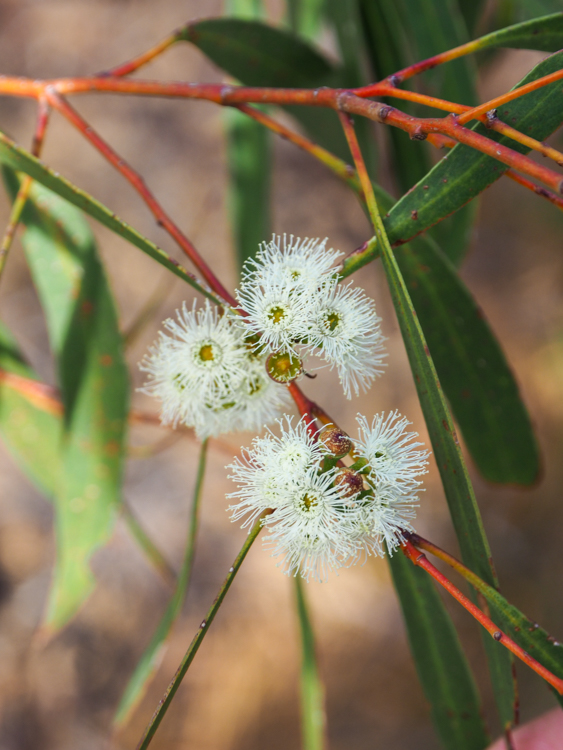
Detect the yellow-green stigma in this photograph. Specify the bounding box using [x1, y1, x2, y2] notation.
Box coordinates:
[268, 305, 287, 325]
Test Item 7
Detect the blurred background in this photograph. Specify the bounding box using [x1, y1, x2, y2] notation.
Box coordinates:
[0, 1, 562, 748]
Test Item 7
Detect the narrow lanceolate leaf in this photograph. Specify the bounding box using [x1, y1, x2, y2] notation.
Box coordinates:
[343, 182, 539, 486]
[114, 440, 208, 728]
[469, 12, 563, 53]
[181, 18, 352, 160]
[0, 323, 62, 497]
[0, 132, 219, 302]
[344, 123, 516, 735]
[224, 1, 272, 270]
[388, 551, 489, 749]
[294, 576, 326, 750]
[395, 237, 539, 485]
[4, 168, 129, 631]
[379, 207, 516, 735]
[382, 50, 563, 249]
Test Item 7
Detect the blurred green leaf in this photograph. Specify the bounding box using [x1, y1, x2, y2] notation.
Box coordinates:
[359, 0, 431, 192]
[383, 49, 563, 249]
[294, 576, 326, 750]
[458, 0, 488, 35]
[0, 132, 219, 302]
[4, 169, 129, 631]
[325, 0, 378, 174]
[0, 323, 62, 496]
[114, 440, 208, 728]
[182, 17, 338, 86]
[359, 0, 479, 262]
[182, 17, 352, 160]
[224, 1, 272, 270]
[388, 550, 490, 749]
[287, 0, 325, 40]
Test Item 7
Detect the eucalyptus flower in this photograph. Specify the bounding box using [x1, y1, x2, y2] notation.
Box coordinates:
[304, 281, 387, 398]
[354, 411, 430, 488]
[227, 412, 430, 580]
[139, 300, 289, 439]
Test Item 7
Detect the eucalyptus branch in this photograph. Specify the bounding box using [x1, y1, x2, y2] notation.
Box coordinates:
[45, 90, 236, 306]
[401, 538, 563, 695]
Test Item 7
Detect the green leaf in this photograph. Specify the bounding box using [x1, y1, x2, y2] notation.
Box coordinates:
[359, 0, 432, 192]
[223, 2, 272, 270]
[343, 181, 539, 486]
[0, 323, 62, 497]
[286, 0, 325, 41]
[471, 11, 563, 52]
[388, 551, 490, 749]
[0, 131, 219, 303]
[181, 18, 338, 87]
[3, 169, 129, 631]
[294, 576, 326, 750]
[395, 236, 539, 485]
[356, 165, 516, 735]
[325, 0, 378, 174]
[382, 49, 563, 249]
[114, 440, 208, 728]
[182, 18, 352, 161]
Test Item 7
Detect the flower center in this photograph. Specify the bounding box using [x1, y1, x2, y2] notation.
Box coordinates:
[194, 340, 222, 367]
[298, 491, 320, 514]
[267, 305, 287, 325]
[322, 309, 341, 334]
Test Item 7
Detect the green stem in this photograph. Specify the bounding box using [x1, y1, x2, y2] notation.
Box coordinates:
[122, 500, 176, 588]
[115, 440, 208, 727]
[135, 509, 269, 750]
[294, 576, 326, 750]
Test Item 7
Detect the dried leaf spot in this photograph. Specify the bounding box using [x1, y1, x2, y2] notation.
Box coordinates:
[100, 354, 113, 367]
[81, 300, 94, 316]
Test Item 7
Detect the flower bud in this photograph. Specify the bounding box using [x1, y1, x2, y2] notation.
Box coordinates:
[319, 425, 353, 458]
[266, 351, 303, 383]
[333, 468, 364, 498]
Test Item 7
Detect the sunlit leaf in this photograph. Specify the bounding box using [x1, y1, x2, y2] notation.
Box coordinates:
[4, 169, 129, 631]
[0, 323, 61, 497]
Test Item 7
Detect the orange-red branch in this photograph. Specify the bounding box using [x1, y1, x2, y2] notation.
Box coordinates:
[0, 74, 561, 194]
[401, 539, 563, 695]
[457, 67, 563, 126]
[44, 89, 236, 306]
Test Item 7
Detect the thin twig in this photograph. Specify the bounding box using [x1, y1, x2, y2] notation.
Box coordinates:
[401, 539, 563, 695]
[135, 510, 270, 750]
[44, 89, 236, 306]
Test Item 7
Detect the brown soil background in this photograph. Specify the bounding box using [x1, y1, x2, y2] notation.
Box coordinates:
[0, 2, 562, 749]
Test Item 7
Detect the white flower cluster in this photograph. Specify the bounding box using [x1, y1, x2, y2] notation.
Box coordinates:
[228, 413, 429, 581]
[139, 301, 291, 439]
[236, 235, 387, 398]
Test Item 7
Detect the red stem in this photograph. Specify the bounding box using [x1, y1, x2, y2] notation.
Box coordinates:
[401, 539, 563, 695]
[44, 89, 236, 306]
